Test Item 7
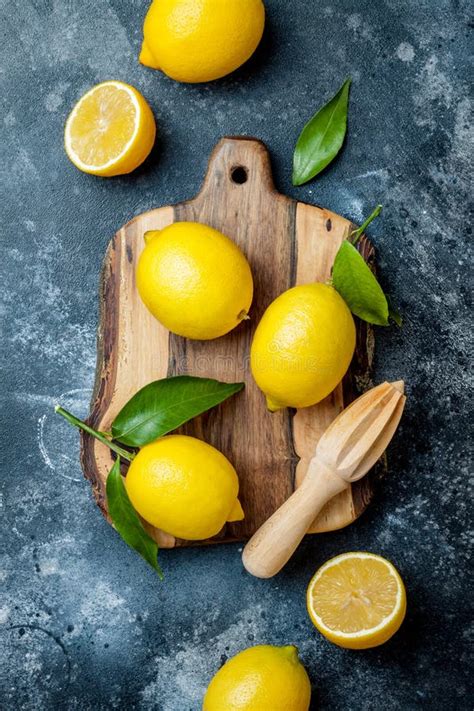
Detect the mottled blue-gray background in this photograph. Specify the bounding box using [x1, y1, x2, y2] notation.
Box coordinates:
[1, 1, 472, 709]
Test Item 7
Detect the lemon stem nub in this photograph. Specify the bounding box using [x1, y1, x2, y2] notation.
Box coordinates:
[265, 396, 283, 413]
[238, 310, 250, 321]
[282, 645, 300, 663]
[144, 230, 160, 245]
[227, 498, 245, 522]
[139, 41, 161, 70]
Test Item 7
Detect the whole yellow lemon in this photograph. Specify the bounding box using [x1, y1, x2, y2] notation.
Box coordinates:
[125, 435, 244, 540]
[251, 283, 356, 411]
[139, 0, 265, 83]
[203, 644, 311, 711]
[136, 222, 253, 340]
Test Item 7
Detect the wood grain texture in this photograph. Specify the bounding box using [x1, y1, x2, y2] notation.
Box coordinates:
[80, 137, 382, 548]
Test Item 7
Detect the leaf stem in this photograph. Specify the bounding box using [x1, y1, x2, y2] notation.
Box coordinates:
[55, 405, 135, 462]
[350, 204, 383, 245]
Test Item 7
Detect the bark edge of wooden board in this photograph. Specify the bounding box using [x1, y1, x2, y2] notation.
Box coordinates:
[80, 136, 384, 549]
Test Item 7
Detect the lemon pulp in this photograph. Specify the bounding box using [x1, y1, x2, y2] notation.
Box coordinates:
[64, 81, 155, 176]
[307, 552, 406, 649]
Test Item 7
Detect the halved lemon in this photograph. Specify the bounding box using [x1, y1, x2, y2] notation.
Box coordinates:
[64, 81, 156, 177]
[307, 552, 406, 649]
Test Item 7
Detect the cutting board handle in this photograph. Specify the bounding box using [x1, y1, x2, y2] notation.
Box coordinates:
[195, 137, 278, 205]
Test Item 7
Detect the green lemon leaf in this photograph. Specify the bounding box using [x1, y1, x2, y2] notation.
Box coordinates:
[112, 376, 244, 447]
[332, 241, 389, 326]
[106, 458, 163, 577]
[293, 78, 351, 186]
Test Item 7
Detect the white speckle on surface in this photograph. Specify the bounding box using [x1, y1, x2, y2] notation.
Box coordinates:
[449, 96, 474, 178]
[347, 14, 362, 30]
[10, 149, 40, 182]
[397, 42, 415, 62]
[4, 110, 16, 127]
[38, 415, 55, 471]
[338, 194, 365, 221]
[23, 651, 43, 675]
[345, 12, 373, 40]
[0, 606, 11, 624]
[5, 231, 96, 374]
[81, 582, 127, 617]
[38, 559, 59, 576]
[347, 168, 389, 182]
[37, 396, 85, 483]
[45, 83, 69, 112]
[75, 580, 141, 640]
[413, 54, 454, 129]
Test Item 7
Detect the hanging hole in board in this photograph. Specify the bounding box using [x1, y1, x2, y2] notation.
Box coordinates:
[230, 166, 248, 184]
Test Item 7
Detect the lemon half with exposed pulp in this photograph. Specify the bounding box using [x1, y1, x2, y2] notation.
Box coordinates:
[203, 644, 311, 711]
[251, 283, 356, 411]
[137, 221, 253, 340]
[125, 435, 244, 540]
[307, 552, 407, 649]
[64, 81, 156, 176]
[140, 0, 265, 83]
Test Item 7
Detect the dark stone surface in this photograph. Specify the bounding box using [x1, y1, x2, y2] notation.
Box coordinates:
[1, 1, 472, 709]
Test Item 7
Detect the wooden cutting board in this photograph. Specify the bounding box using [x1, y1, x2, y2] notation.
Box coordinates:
[81, 137, 382, 549]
